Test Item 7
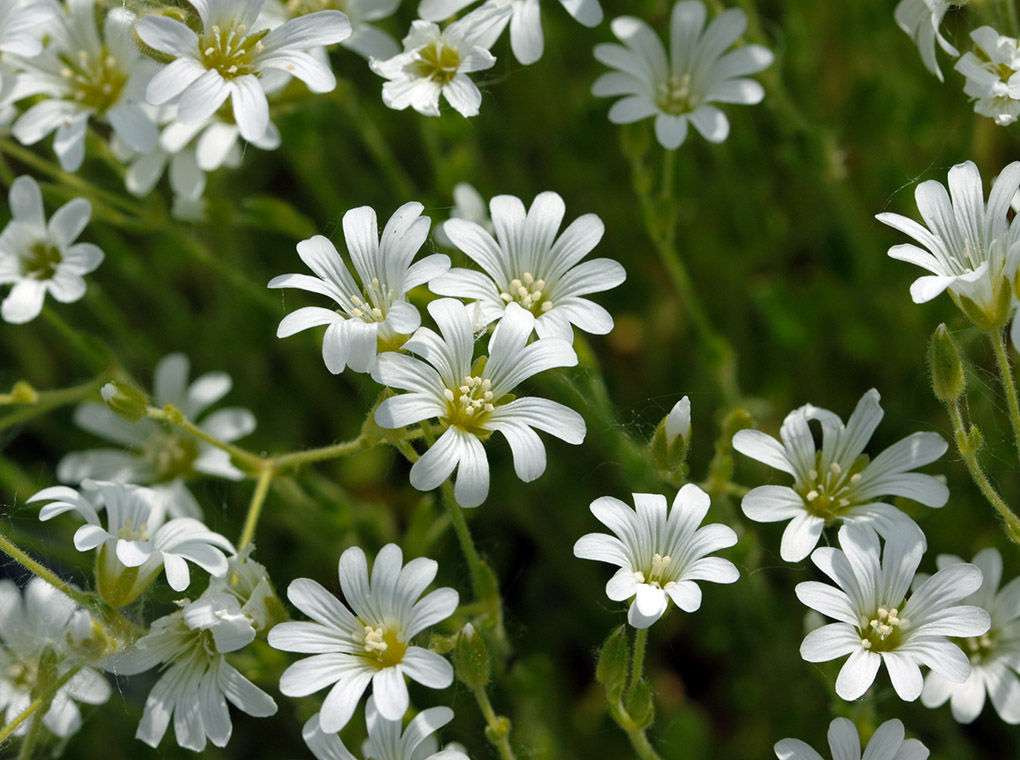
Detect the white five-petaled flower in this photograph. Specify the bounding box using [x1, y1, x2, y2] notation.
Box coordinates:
[0, 579, 112, 740]
[369, 6, 510, 118]
[955, 27, 1020, 127]
[58, 352, 257, 520]
[894, 0, 958, 81]
[11, 0, 157, 172]
[592, 1, 774, 150]
[573, 484, 739, 628]
[268, 202, 449, 375]
[137, 0, 351, 142]
[276, 0, 401, 60]
[417, 0, 603, 65]
[303, 696, 469, 760]
[374, 298, 585, 508]
[876, 160, 1020, 322]
[775, 717, 929, 760]
[108, 592, 277, 751]
[733, 388, 948, 563]
[0, 175, 103, 324]
[268, 544, 459, 733]
[921, 547, 1020, 724]
[796, 524, 990, 702]
[429, 190, 625, 342]
[29, 480, 235, 607]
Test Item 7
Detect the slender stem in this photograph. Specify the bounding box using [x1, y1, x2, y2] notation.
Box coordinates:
[146, 405, 263, 472]
[238, 466, 275, 551]
[473, 685, 517, 760]
[624, 725, 664, 760]
[0, 377, 106, 435]
[0, 664, 82, 746]
[626, 627, 648, 703]
[439, 480, 488, 603]
[0, 530, 94, 612]
[15, 709, 43, 760]
[274, 435, 370, 469]
[1005, 0, 1020, 36]
[41, 307, 111, 373]
[660, 148, 675, 201]
[989, 328, 1020, 469]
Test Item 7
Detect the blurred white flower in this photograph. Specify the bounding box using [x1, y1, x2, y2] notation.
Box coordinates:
[0, 0, 59, 90]
[592, 1, 773, 150]
[775, 717, 928, 760]
[894, 0, 958, 81]
[0, 175, 103, 324]
[433, 182, 492, 249]
[268, 544, 458, 732]
[956, 26, 1020, 126]
[274, 0, 401, 59]
[573, 484, 739, 628]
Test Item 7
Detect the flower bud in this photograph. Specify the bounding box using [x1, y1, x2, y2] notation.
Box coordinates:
[100, 381, 149, 423]
[928, 324, 965, 403]
[651, 396, 691, 476]
[9, 381, 37, 404]
[595, 625, 629, 701]
[453, 623, 490, 689]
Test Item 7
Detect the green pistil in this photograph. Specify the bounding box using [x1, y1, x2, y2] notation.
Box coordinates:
[656, 73, 698, 115]
[22, 242, 62, 280]
[145, 428, 200, 481]
[200, 24, 269, 79]
[410, 40, 461, 85]
[58, 47, 126, 114]
[858, 606, 909, 653]
[796, 452, 869, 521]
[361, 624, 407, 669]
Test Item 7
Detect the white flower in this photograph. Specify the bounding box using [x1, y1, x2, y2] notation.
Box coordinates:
[303, 696, 469, 760]
[0, 579, 111, 739]
[374, 299, 585, 508]
[268, 202, 449, 375]
[573, 484, 738, 628]
[29, 480, 235, 606]
[733, 389, 948, 563]
[921, 547, 1020, 723]
[268, 544, 459, 733]
[429, 190, 625, 342]
[0, 1, 59, 72]
[592, 1, 773, 150]
[276, 0, 401, 59]
[136, 0, 351, 141]
[11, 1, 157, 172]
[58, 352, 257, 520]
[108, 593, 277, 751]
[369, 6, 510, 118]
[955, 27, 1020, 126]
[894, 0, 958, 81]
[796, 524, 990, 702]
[876, 160, 1020, 322]
[0, 175, 102, 324]
[775, 717, 929, 760]
[433, 182, 492, 249]
[418, 0, 603, 65]
[665, 395, 691, 444]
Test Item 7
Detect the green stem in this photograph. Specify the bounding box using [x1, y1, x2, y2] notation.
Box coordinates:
[15, 708, 43, 760]
[146, 405, 264, 473]
[238, 466, 275, 551]
[626, 627, 648, 703]
[0, 377, 106, 435]
[0, 664, 83, 748]
[335, 84, 417, 199]
[41, 307, 111, 373]
[439, 479, 488, 603]
[473, 685, 517, 760]
[660, 148, 675, 201]
[624, 725, 664, 760]
[989, 328, 1020, 469]
[274, 435, 371, 469]
[0, 530, 94, 612]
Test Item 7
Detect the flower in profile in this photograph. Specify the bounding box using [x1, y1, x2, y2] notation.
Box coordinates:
[592, 1, 773, 150]
[136, 0, 351, 141]
[796, 524, 990, 702]
[894, 0, 958, 81]
[374, 298, 585, 508]
[0, 175, 103, 324]
[268, 203, 449, 375]
[279, 0, 401, 59]
[876, 161, 1020, 328]
[432, 182, 492, 249]
[733, 389, 948, 563]
[955, 27, 1020, 126]
[30, 480, 235, 607]
[369, 5, 510, 117]
[268, 544, 459, 733]
[0, 579, 111, 739]
[921, 547, 1020, 724]
[302, 696, 469, 760]
[573, 484, 738, 628]
[775, 717, 929, 760]
[108, 592, 277, 751]
[429, 190, 625, 342]
[58, 352, 256, 519]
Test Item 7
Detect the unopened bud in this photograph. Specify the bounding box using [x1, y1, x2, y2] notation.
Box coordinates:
[928, 324, 965, 403]
[9, 381, 37, 404]
[453, 623, 490, 689]
[595, 625, 629, 700]
[651, 396, 691, 477]
[100, 381, 149, 423]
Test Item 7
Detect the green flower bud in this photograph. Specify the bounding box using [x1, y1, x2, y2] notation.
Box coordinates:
[651, 396, 691, 478]
[928, 324, 966, 403]
[595, 625, 629, 700]
[625, 681, 654, 728]
[453, 623, 490, 689]
[9, 381, 38, 404]
[100, 381, 149, 423]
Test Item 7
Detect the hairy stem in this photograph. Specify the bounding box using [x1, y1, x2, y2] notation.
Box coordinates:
[238, 466, 275, 551]
[989, 328, 1020, 469]
[0, 664, 82, 746]
[473, 685, 517, 760]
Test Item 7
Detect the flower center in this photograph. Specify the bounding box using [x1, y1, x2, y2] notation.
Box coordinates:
[4, 658, 37, 691]
[958, 632, 996, 664]
[633, 553, 675, 590]
[858, 606, 909, 652]
[144, 427, 200, 481]
[657, 73, 699, 115]
[361, 625, 407, 668]
[58, 47, 127, 114]
[343, 278, 394, 323]
[410, 40, 461, 85]
[115, 517, 149, 542]
[200, 24, 268, 79]
[500, 272, 552, 314]
[442, 375, 496, 430]
[22, 241, 62, 280]
[797, 454, 868, 521]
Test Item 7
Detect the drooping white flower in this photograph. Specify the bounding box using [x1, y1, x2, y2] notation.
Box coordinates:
[573, 484, 739, 628]
[274, 0, 401, 59]
[796, 524, 990, 702]
[592, 1, 773, 150]
[136, 0, 351, 142]
[374, 298, 585, 508]
[58, 352, 257, 520]
[775, 717, 929, 760]
[268, 544, 459, 733]
[876, 161, 1020, 324]
[369, 6, 510, 118]
[894, 0, 958, 81]
[30, 480, 235, 606]
[0, 175, 103, 324]
[11, 1, 157, 172]
[733, 389, 947, 563]
[429, 190, 625, 342]
[268, 202, 449, 375]
[921, 547, 1020, 724]
[303, 696, 469, 760]
[955, 27, 1020, 126]
[417, 0, 603, 65]
[108, 592, 277, 751]
[0, 579, 111, 739]
[432, 182, 492, 249]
